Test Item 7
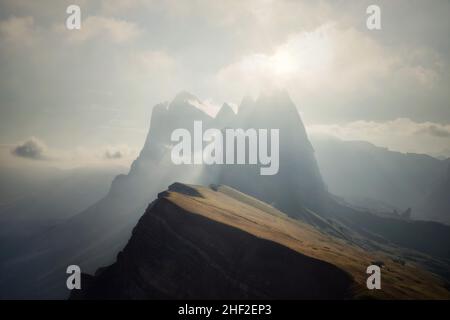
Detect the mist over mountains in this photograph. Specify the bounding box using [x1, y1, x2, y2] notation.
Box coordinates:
[0, 166, 124, 261]
[1, 91, 449, 299]
[416, 164, 450, 224]
[311, 135, 450, 224]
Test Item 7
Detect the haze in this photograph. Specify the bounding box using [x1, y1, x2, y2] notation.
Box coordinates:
[0, 0, 449, 170]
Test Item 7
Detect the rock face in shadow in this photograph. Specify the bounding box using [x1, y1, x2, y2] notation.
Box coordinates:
[207, 90, 328, 219]
[73, 185, 353, 299]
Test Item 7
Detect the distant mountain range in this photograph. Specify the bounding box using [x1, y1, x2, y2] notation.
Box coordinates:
[1, 91, 449, 299]
[311, 135, 450, 224]
[416, 163, 450, 224]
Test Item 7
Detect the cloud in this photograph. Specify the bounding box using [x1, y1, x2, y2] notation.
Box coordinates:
[129, 50, 176, 73]
[0, 16, 37, 47]
[216, 24, 337, 95]
[61, 16, 142, 44]
[124, 49, 180, 99]
[100, 0, 144, 15]
[215, 23, 444, 98]
[0, 0, 449, 170]
[103, 145, 134, 160]
[416, 124, 450, 138]
[104, 150, 123, 159]
[11, 137, 47, 160]
[307, 118, 450, 156]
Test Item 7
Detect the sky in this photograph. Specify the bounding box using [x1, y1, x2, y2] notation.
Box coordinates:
[0, 0, 449, 168]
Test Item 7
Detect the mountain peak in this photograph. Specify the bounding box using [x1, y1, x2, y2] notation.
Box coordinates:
[237, 95, 255, 113]
[166, 91, 212, 120]
[215, 103, 235, 118]
[214, 103, 236, 128]
[172, 91, 199, 104]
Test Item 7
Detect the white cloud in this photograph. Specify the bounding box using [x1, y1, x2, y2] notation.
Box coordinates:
[0, 0, 449, 170]
[122, 49, 181, 101]
[215, 23, 444, 99]
[60, 16, 142, 44]
[129, 50, 175, 72]
[100, 0, 144, 14]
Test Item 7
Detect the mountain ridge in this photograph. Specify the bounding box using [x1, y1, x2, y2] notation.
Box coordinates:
[2, 90, 450, 299]
[72, 183, 450, 300]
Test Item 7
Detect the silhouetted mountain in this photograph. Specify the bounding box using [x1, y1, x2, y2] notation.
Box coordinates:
[208, 91, 328, 219]
[72, 184, 450, 300]
[214, 103, 236, 128]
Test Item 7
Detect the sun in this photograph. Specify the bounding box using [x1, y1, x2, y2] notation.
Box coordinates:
[271, 50, 295, 76]
[270, 25, 334, 79]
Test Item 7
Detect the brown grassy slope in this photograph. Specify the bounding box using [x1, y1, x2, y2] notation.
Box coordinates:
[166, 183, 450, 299]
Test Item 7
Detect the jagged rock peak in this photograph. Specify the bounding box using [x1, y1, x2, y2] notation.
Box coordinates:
[165, 91, 213, 119]
[172, 91, 200, 104]
[238, 95, 255, 113]
[215, 103, 236, 119]
[168, 91, 202, 111]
